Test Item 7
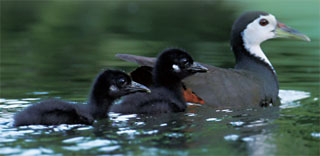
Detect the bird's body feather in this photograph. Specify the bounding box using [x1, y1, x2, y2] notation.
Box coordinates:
[14, 99, 93, 126]
[110, 87, 186, 114]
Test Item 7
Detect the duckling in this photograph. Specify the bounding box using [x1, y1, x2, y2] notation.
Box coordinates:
[14, 70, 150, 126]
[109, 48, 208, 114]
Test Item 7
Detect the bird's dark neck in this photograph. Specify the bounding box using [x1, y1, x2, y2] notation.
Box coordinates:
[88, 88, 114, 119]
[231, 38, 279, 94]
[163, 83, 184, 98]
[153, 65, 181, 87]
[153, 70, 185, 103]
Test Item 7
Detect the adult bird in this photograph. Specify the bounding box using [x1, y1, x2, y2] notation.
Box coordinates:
[14, 70, 150, 126]
[115, 11, 310, 108]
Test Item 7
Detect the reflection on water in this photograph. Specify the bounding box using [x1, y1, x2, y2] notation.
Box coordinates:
[0, 90, 316, 155]
[1, 0, 319, 155]
[278, 90, 310, 109]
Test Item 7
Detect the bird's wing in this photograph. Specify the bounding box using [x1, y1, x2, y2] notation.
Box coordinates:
[115, 54, 156, 67]
[183, 67, 263, 108]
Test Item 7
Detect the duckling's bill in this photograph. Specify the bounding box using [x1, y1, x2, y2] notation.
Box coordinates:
[187, 62, 208, 73]
[127, 81, 151, 93]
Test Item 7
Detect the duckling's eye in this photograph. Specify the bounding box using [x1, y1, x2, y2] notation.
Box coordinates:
[117, 78, 127, 87]
[180, 58, 189, 66]
[259, 19, 269, 26]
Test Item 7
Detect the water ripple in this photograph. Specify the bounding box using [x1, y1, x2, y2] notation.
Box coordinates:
[224, 134, 239, 141]
[230, 121, 245, 126]
[311, 132, 320, 138]
[63, 139, 112, 151]
[63, 137, 85, 143]
[206, 118, 222, 122]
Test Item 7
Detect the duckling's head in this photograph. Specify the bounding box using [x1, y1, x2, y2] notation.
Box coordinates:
[92, 70, 150, 99]
[153, 48, 208, 85]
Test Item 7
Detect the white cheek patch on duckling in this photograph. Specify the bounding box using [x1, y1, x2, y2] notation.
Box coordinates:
[172, 64, 181, 72]
[109, 85, 118, 92]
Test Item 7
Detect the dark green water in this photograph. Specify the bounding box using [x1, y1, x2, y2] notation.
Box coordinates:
[1, 0, 319, 155]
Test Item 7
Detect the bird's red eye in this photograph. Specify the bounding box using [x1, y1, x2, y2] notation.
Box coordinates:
[259, 19, 269, 26]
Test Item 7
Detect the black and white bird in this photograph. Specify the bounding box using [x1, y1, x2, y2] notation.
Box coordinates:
[115, 11, 310, 108]
[109, 48, 208, 114]
[14, 70, 150, 126]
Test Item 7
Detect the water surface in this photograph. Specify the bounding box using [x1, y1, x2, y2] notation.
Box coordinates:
[1, 0, 319, 155]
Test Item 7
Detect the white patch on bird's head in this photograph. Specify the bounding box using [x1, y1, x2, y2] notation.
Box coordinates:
[109, 85, 118, 92]
[172, 64, 181, 72]
[242, 14, 277, 45]
[242, 14, 277, 71]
